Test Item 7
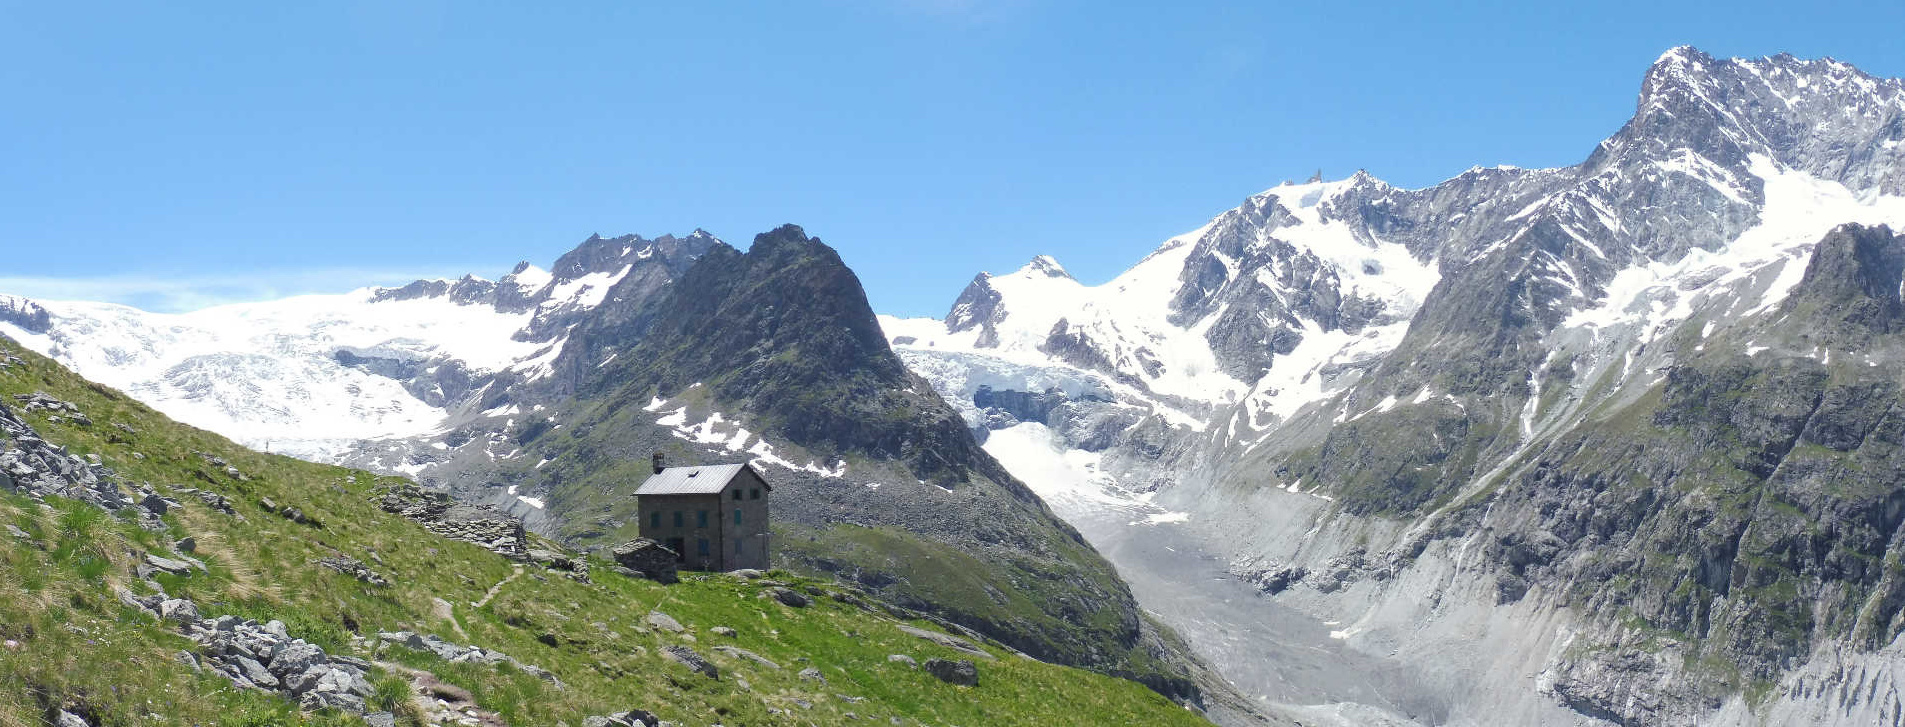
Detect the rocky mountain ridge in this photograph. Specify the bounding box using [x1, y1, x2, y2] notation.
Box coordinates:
[11, 44, 1905, 726]
[881, 48, 1905, 726]
[0, 232, 718, 462]
[0, 224, 1212, 709]
[0, 336, 1210, 726]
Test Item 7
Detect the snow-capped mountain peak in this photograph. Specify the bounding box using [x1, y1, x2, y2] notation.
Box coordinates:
[502, 262, 553, 291]
[1018, 255, 1073, 279]
[0, 231, 722, 460]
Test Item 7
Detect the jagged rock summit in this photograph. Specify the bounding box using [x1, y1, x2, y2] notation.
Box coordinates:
[879, 47, 1905, 726]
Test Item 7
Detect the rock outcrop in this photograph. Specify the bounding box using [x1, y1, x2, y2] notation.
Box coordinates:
[375, 631, 561, 686]
[316, 555, 390, 587]
[923, 658, 979, 686]
[122, 593, 384, 716]
[378, 482, 528, 559]
[1, 401, 131, 511]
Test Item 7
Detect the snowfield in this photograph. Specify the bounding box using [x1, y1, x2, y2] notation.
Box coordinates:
[0, 263, 617, 458]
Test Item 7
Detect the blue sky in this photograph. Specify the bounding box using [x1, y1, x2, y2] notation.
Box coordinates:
[5, 1, 1905, 316]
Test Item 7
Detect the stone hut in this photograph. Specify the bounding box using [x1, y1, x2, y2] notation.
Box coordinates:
[635, 458, 771, 572]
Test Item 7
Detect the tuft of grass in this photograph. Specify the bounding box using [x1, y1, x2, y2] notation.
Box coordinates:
[369, 674, 422, 724]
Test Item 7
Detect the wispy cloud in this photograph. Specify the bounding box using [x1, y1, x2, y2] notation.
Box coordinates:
[0, 266, 485, 314]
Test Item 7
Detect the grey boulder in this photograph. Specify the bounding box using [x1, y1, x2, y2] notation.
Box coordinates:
[661, 645, 718, 679]
[923, 658, 978, 686]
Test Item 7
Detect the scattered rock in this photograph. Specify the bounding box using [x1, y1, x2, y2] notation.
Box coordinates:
[644, 611, 685, 633]
[316, 555, 390, 586]
[528, 547, 591, 583]
[662, 645, 718, 679]
[887, 654, 917, 667]
[923, 658, 979, 686]
[709, 626, 736, 638]
[1242, 565, 1308, 595]
[728, 568, 764, 579]
[174, 537, 196, 553]
[712, 645, 780, 670]
[0, 402, 134, 511]
[54, 710, 89, 727]
[13, 391, 80, 415]
[158, 598, 200, 623]
[144, 553, 199, 576]
[895, 624, 994, 659]
[581, 710, 660, 727]
[766, 587, 810, 608]
[269, 642, 326, 675]
[129, 599, 382, 714]
[376, 631, 560, 687]
[195, 491, 236, 514]
[377, 482, 529, 558]
[139, 493, 169, 515]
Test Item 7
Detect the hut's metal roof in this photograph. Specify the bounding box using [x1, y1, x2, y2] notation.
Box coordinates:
[635, 464, 762, 496]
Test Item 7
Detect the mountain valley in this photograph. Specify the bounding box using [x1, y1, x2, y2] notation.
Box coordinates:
[11, 46, 1905, 726]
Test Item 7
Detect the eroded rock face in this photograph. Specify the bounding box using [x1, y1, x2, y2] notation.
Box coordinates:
[944, 273, 1006, 349]
[972, 385, 1106, 429]
[0, 296, 50, 334]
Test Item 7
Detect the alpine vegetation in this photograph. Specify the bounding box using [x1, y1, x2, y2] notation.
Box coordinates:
[10, 44, 1905, 727]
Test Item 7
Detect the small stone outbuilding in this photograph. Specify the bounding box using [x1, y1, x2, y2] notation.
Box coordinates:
[635, 460, 771, 572]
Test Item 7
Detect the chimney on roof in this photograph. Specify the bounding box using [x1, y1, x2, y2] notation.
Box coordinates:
[652, 452, 666, 475]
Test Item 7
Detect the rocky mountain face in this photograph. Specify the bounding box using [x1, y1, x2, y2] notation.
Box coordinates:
[0, 226, 1206, 706]
[0, 336, 1211, 727]
[882, 48, 1905, 725]
[0, 232, 719, 462]
[421, 226, 1201, 701]
[0, 296, 49, 334]
[13, 43, 1905, 727]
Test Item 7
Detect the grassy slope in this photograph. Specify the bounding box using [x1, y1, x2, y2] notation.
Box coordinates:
[511, 389, 1184, 693]
[486, 229, 1199, 700]
[0, 339, 1204, 727]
